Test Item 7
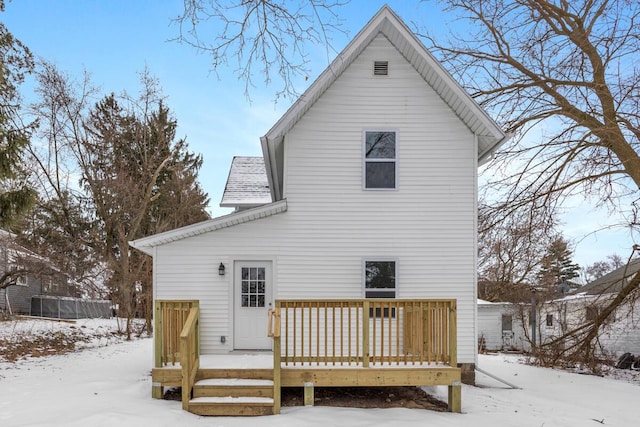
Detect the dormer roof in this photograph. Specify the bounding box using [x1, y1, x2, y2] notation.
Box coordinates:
[220, 156, 271, 210]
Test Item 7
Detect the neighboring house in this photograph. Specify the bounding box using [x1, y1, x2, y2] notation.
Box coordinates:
[539, 258, 640, 358]
[131, 6, 507, 416]
[0, 230, 77, 316]
[477, 299, 528, 352]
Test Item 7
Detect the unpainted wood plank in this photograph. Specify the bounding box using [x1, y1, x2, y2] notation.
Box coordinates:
[281, 367, 461, 387]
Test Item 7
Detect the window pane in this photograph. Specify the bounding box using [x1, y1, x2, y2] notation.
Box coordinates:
[242, 268, 249, 280]
[242, 295, 249, 307]
[366, 162, 395, 188]
[250, 268, 257, 280]
[365, 261, 396, 289]
[365, 132, 395, 159]
[241, 283, 248, 294]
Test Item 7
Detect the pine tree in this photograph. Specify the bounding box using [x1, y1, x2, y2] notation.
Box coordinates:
[537, 237, 581, 294]
[0, 2, 36, 227]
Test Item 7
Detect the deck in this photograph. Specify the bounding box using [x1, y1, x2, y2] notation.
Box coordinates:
[152, 299, 462, 416]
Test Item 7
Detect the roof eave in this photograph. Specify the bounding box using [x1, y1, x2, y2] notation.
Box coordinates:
[130, 199, 288, 255]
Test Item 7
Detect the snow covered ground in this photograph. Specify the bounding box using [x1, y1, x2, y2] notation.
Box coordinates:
[1, 317, 639, 427]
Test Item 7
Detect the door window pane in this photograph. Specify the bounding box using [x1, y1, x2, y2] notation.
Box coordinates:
[241, 267, 266, 308]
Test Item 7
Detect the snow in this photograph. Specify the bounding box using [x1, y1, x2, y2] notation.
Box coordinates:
[1, 318, 639, 426]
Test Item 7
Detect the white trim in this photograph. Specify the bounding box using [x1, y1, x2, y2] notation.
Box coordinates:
[473, 132, 479, 364]
[362, 129, 399, 191]
[129, 200, 288, 254]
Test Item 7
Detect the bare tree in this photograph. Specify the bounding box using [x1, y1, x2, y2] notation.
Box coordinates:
[417, 0, 640, 369]
[173, 0, 347, 101]
[478, 203, 557, 301]
[583, 253, 624, 282]
[421, 0, 640, 222]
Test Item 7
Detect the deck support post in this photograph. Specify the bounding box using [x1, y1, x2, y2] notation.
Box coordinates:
[153, 301, 163, 398]
[272, 306, 282, 415]
[152, 382, 163, 399]
[448, 381, 461, 413]
[304, 382, 314, 406]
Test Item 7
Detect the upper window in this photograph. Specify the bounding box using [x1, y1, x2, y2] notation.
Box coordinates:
[364, 131, 396, 189]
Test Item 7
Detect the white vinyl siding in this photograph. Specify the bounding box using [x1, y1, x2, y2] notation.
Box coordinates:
[153, 34, 478, 363]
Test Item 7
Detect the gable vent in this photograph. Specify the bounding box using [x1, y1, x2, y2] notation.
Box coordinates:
[373, 61, 388, 76]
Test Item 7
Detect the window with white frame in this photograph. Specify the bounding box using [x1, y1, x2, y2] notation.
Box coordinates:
[364, 131, 396, 189]
[364, 260, 396, 317]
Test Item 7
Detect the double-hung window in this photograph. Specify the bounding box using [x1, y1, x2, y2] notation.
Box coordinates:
[364, 260, 396, 317]
[364, 131, 396, 189]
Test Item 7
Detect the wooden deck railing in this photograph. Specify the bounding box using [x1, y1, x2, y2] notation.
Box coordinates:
[180, 306, 200, 410]
[154, 300, 199, 367]
[271, 299, 457, 367]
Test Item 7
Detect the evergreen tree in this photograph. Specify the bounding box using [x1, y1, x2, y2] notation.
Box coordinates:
[537, 237, 581, 294]
[0, 2, 36, 226]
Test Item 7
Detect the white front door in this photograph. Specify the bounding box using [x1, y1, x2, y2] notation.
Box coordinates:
[234, 261, 272, 350]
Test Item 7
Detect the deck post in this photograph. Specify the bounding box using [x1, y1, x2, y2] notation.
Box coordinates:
[362, 300, 370, 368]
[304, 382, 314, 406]
[152, 300, 163, 399]
[447, 300, 460, 413]
[272, 305, 282, 414]
[448, 300, 457, 368]
[448, 381, 461, 413]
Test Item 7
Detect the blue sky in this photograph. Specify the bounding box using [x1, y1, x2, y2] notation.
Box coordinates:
[3, 0, 635, 269]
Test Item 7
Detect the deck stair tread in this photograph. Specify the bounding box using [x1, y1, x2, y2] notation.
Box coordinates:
[195, 378, 274, 386]
[190, 396, 274, 404]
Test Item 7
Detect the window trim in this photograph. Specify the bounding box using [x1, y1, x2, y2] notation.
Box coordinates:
[362, 129, 398, 190]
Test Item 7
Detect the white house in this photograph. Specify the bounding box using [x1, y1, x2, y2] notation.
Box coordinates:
[477, 299, 528, 352]
[539, 259, 640, 359]
[130, 6, 507, 415]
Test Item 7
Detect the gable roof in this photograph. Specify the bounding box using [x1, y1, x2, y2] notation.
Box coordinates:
[129, 200, 287, 255]
[220, 156, 271, 209]
[261, 5, 508, 200]
[574, 258, 640, 295]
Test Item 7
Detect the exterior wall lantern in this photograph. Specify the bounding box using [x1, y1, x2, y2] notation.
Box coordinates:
[218, 262, 226, 276]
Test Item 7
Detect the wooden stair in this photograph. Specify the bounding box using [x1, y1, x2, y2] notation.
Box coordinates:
[187, 368, 275, 416]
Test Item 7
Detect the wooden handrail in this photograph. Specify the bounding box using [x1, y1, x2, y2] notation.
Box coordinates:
[154, 300, 199, 368]
[180, 307, 200, 411]
[268, 309, 281, 338]
[274, 299, 457, 367]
